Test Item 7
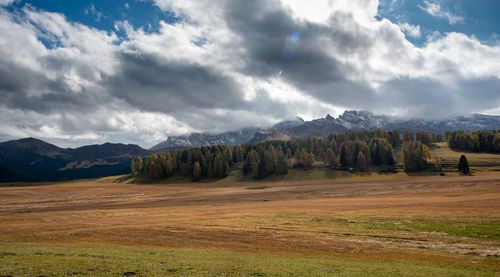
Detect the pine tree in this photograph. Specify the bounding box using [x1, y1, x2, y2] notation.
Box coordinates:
[330, 139, 338, 155]
[416, 132, 430, 146]
[458, 155, 470, 175]
[215, 156, 224, 178]
[300, 148, 314, 169]
[493, 133, 500, 153]
[275, 152, 288, 175]
[340, 143, 353, 167]
[388, 131, 401, 147]
[192, 161, 202, 181]
[130, 159, 136, 174]
[243, 150, 259, 176]
[356, 152, 368, 172]
[266, 146, 278, 173]
[207, 159, 214, 179]
[326, 148, 339, 169]
[402, 141, 428, 172]
[136, 157, 144, 172]
[234, 145, 244, 163]
[164, 158, 173, 177]
[403, 131, 414, 143]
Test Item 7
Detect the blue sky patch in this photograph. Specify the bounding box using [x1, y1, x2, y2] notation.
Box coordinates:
[6, 0, 180, 39]
[378, 0, 500, 46]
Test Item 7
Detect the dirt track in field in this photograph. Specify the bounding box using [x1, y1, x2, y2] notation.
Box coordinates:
[0, 173, 499, 265]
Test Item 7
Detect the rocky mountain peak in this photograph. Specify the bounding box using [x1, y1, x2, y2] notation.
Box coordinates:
[272, 116, 305, 130]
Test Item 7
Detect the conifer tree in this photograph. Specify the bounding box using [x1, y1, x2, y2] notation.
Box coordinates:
[416, 132, 430, 146]
[130, 159, 136, 174]
[164, 158, 173, 177]
[493, 133, 500, 153]
[207, 159, 214, 179]
[192, 161, 202, 181]
[458, 155, 470, 175]
[403, 131, 414, 143]
[339, 143, 352, 167]
[243, 149, 258, 175]
[233, 145, 244, 163]
[402, 141, 428, 172]
[215, 156, 224, 178]
[326, 148, 339, 169]
[330, 139, 338, 155]
[388, 131, 401, 147]
[300, 148, 314, 169]
[136, 156, 144, 172]
[356, 152, 368, 172]
[275, 152, 288, 174]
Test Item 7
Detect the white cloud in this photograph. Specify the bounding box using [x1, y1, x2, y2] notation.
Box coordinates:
[0, 0, 499, 148]
[419, 0, 464, 25]
[282, 0, 379, 26]
[399, 22, 421, 38]
[0, 0, 15, 6]
[84, 3, 102, 22]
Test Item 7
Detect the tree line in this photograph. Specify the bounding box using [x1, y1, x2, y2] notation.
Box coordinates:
[130, 129, 493, 181]
[447, 130, 500, 153]
[131, 130, 403, 181]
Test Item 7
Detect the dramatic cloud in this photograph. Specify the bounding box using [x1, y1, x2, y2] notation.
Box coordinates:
[0, 0, 499, 147]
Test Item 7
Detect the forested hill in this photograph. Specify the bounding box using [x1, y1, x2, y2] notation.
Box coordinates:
[0, 138, 150, 182]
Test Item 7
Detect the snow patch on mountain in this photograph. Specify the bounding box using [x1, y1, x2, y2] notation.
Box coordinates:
[151, 111, 500, 151]
[272, 117, 305, 130]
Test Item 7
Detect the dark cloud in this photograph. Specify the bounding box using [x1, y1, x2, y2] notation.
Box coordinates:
[376, 77, 500, 118]
[0, 1, 499, 148]
[222, 0, 377, 107]
[106, 50, 248, 113]
[0, 60, 102, 113]
[102, 49, 299, 133]
[220, 0, 500, 118]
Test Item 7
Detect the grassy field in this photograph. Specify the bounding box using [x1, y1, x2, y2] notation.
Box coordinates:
[1, 243, 498, 277]
[0, 143, 499, 276]
[432, 142, 500, 172]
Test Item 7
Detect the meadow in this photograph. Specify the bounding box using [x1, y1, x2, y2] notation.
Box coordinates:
[0, 144, 499, 276]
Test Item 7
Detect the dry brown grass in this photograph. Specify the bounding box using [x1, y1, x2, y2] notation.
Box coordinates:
[0, 172, 499, 271]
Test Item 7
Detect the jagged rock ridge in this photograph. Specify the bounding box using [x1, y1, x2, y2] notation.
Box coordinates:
[250, 111, 500, 142]
[151, 111, 500, 149]
[150, 128, 261, 152]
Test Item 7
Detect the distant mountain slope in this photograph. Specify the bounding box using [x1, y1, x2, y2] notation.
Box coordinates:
[150, 118, 306, 152]
[151, 111, 500, 149]
[250, 114, 347, 142]
[250, 111, 500, 142]
[0, 138, 150, 182]
[2, 111, 498, 182]
[150, 127, 261, 152]
[335, 111, 500, 133]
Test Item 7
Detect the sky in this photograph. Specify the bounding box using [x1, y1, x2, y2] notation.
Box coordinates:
[0, 0, 499, 148]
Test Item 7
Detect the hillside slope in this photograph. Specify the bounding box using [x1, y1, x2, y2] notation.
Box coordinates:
[0, 138, 150, 182]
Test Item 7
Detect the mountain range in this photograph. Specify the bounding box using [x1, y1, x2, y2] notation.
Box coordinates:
[1, 110, 499, 182]
[152, 111, 500, 150]
[0, 138, 150, 182]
